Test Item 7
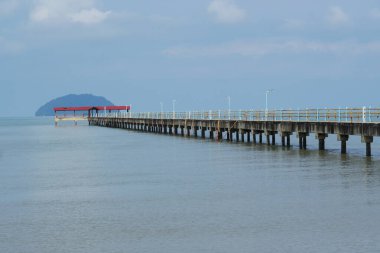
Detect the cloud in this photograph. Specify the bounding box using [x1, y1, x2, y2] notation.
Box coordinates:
[327, 6, 349, 26]
[30, 0, 111, 25]
[208, 0, 246, 24]
[0, 0, 19, 16]
[163, 40, 380, 58]
[70, 8, 111, 24]
[370, 8, 380, 19]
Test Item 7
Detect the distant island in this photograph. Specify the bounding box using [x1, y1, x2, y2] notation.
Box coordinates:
[35, 94, 114, 116]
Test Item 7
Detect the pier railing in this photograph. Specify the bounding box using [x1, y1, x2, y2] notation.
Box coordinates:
[96, 107, 380, 123]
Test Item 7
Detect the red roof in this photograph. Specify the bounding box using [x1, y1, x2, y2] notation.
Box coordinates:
[54, 106, 130, 112]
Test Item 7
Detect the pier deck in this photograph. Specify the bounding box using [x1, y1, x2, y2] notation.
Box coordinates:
[88, 108, 380, 157]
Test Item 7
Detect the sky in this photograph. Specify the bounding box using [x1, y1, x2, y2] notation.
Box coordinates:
[1, 0, 380, 116]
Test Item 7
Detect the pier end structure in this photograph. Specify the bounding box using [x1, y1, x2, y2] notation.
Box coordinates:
[54, 105, 130, 126]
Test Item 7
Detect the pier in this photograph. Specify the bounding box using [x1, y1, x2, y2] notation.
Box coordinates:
[88, 108, 380, 157]
[54, 106, 130, 126]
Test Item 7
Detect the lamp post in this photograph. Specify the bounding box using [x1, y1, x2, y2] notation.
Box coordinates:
[172, 100, 176, 119]
[160, 102, 163, 119]
[265, 89, 274, 120]
[227, 96, 231, 120]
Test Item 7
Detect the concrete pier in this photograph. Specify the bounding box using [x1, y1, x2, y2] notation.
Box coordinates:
[89, 109, 380, 157]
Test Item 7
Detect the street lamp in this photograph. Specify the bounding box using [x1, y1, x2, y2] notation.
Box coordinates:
[160, 102, 163, 119]
[172, 99, 176, 119]
[227, 96, 231, 120]
[265, 89, 274, 120]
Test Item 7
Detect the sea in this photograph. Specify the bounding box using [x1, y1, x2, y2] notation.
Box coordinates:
[1, 117, 380, 253]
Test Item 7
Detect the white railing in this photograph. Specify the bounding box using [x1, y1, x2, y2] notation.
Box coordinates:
[94, 107, 380, 123]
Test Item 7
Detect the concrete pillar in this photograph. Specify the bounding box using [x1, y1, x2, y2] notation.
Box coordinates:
[194, 127, 198, 137]
[259, 133, 263, 144]
[226, 130, 229, 140]
[361, 136, 373, 157]
[235, 130, 239, 142]
[281, 136, 285, 146]
[218, 130, 223, 140]
[303, 136, 307, 149]
[241, 130, 245, 142]
[271, 133, 276, 146]
[247, 131, 251, 143]
[266, 134, 270, 145]
[338, 134, 349, 154]
[297, 132, 309, 149]
[187, 127, 191, 137]
[229, 130, 233, 141]
[201, 128, 206, 138]
[252, 133, 257, 144]
[180, 126, 185, 136]
[316, 133, 328, 150]
[174, 126, 178, 135]
[210, 129, 214, 139]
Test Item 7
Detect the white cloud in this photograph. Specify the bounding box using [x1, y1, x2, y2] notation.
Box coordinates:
[370, 8, 380, 19]
[163, 40, 380, 58]
[327, 6, 349, 26]
[30, 0, 111, 25]
[208, 0, 246, 24]
[70, 8, 110, 24]
[0, 0, 19, 16]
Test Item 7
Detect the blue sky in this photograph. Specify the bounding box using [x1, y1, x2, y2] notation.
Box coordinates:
[1, 0, 380, 116]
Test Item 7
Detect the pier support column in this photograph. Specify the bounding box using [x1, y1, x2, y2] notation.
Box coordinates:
[361, 136, 373, 157]
[236, 129, 239, 142]
[218, 130, 223, 140]
[297, 132, 309, 149]
[228, 130, 233, 141]
[252, 133, 257, 144]
[241, 130, 245, 143]
[174, 126, 178, 135]
[194, 127, 198, 137]
[247, 131, 251, 143]
[201, 128, 206, 138]
[259, 133, 263, 144]
[338, 135, 349, 154]
[180, 126, 185, 136]
[271, 133, 276, 146]
[266, 134, 270, 145]
[210, 128, 214, 139]
[316, 133, 328, 150]
[187, 127, 191, 137]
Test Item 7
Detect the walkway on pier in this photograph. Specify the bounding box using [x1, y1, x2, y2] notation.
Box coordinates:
[88, 108, 380, 157]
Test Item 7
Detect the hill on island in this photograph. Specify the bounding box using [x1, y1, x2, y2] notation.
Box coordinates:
[35, 94, 114, 116]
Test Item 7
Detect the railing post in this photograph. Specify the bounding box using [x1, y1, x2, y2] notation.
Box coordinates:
[298, 109, 300, 122]
[317, 108, 319, 122]
[362, 106, 366, 123]
[338, 107, 341, 122]
[369, 106, 372, 122]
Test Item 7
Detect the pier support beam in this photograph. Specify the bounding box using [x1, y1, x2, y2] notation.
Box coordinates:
[316, 133, 328, 151]
[361, 136, 373, 157]
[338, 134, 349, 154]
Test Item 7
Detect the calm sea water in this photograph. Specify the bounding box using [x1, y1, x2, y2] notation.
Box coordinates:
[1, 117, 380, 253]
